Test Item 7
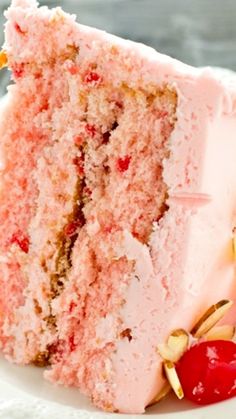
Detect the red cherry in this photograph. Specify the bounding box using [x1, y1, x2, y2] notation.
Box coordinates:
[64, 220, 82, 237]
[85, 124, 96, 138]
[84, 71, 102, 85]
[117, 156, 131, 173]
[10, 231, 29, 253]
[176, 340, 236, 405]
[69, 301, 77, 313]
[73, 156, 84, 177]
[12, 63, 25, 79]
[69, 335, 76, 352]
[14, 22, 25, 35]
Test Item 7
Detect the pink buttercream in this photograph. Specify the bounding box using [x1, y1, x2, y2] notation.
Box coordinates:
[109, 112, 236, 412]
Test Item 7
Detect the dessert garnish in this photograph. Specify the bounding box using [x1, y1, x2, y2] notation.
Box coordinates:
[156, 300, 235, 405]
[0, 50, 8, 69]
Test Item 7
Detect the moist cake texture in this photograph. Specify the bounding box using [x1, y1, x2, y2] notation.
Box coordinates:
[0, 0, 236, 413]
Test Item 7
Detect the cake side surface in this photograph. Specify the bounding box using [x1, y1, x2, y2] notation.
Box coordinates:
[111, 113, 236, 412]
[0, 0, 235, 413]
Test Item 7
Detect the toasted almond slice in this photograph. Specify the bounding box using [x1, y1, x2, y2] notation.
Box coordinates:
[157, 343, 177, 362]
[0, 51, 8, 69]
[163, 361, 184, 400]
[157, 329, 189, 362]
[191, 300, 233, 339]
[168, 329, 189, 358]
[147, 382, 171, 407]
[233, 234, 236, 259]
[205, 325, 235, 341]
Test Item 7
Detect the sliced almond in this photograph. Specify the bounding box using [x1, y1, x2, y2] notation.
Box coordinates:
[233, 234, 236, 259]
[147, 382, 171, 407]
[205, 325, 235, 341]
[157, 329, 189, 362]
[168, 329, 189, 358]
[163, 360, 184, 400]
[157, 343, 176, 362]
[0, 51, 8, 70]
[191, 300, 233, 339]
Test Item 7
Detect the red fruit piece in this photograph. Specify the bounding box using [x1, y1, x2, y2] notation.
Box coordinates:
[85, 124, 96, 138]
[69, 301, 77, 313]
[103, 224, 113, 234]
[84, 71, 102, 85]
[10, 231, 29, 253]
[117, 156, 131, 173]
[73, 156, 84, 177]
[69, 335, 76, 352]
[64, 220, 82, 237]
[176, 340, 236, 405]
[39, 101, 49, 112]
[12, 63, 25, 79]
[14, 22, 25, 34]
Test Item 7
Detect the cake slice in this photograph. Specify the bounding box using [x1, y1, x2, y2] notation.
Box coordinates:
[0, 0, 235, 413]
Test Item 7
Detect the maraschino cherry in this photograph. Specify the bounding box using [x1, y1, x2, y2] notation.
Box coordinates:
[176, 340, 236, 405]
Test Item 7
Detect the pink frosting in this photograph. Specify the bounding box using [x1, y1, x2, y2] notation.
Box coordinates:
[96, 80, 236, 412]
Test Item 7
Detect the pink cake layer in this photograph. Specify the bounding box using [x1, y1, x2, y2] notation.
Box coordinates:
[0, 0, 236, 413]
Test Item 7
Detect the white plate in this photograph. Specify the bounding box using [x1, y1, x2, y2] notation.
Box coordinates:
[0, 356, 235, 419]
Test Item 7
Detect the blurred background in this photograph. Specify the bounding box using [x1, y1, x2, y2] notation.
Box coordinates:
[0, 0, 236, 94]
